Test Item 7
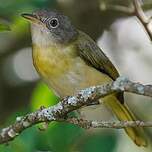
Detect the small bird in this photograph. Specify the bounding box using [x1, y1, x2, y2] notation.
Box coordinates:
[22, 10, 147, 146]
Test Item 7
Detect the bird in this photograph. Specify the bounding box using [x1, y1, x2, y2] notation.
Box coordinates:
[22, 9, 147, 146]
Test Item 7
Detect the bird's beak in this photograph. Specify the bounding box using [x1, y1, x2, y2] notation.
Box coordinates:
[21, 13, 39, 24]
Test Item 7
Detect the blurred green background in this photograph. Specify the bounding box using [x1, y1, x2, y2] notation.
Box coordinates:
[0, 0, 152, 152]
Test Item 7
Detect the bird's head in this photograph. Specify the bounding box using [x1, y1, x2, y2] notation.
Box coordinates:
[22, 10, 78, 44]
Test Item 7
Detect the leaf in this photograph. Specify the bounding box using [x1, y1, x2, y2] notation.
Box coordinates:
[30, 82, 59, 110]
[74, 132, 118, 152]
[0, 23, 10, 31]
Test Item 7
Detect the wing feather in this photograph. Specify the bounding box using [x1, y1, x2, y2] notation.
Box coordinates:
[77, 31, 119, 80]
[76, 31, 124, 103]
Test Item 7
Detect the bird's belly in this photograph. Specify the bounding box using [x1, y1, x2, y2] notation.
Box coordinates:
[32, 46, 112, 97]
[45, 59, 112, 98]
[49, 62, 114, 121]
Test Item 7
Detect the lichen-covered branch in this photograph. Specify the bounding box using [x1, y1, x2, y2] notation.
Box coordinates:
[67, 118, 152, 129]
[0, 76, 152, 144]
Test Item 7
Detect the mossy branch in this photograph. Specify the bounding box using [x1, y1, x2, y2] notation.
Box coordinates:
[0, 76, 152, 144]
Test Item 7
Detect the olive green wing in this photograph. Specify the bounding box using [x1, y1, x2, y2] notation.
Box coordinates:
[76, 31, 124, 103]
[77, 31, 119, 80]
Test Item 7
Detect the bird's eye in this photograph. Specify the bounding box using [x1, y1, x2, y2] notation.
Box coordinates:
[49, 18, 59, 28]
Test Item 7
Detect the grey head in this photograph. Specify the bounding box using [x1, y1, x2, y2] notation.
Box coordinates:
[22, 10, 78, 44]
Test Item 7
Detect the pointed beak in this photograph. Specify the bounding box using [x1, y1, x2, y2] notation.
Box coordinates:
[21, 13, 39, 23]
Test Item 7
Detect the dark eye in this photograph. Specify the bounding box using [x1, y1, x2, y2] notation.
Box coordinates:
[49, 18, 59, 28]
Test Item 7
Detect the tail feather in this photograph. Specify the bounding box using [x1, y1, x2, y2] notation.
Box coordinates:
[103, 95, 147, 147]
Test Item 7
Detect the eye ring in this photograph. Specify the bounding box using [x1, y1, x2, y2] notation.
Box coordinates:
[49, 18, 59, 28]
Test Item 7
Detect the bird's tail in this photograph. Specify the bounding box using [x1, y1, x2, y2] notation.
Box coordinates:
[103, 95, 147, 147]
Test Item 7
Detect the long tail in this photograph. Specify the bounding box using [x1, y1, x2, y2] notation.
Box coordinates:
[103, 95, 147, 147]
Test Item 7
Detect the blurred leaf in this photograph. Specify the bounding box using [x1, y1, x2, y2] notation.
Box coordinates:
[0, 0, 56, 16]
[75, 132, 118, 152]
[0, 127, 38, 152]
[30, 82, 59, 110]
[11, 16, 29, 36]
[0, 23, 10, 31]
[34, 122, 84, 152]
[0, 120, 84, 152]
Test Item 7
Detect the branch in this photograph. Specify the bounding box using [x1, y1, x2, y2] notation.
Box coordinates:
[0, 76, 152, 144]
[100, 3, 134, 14]
[133, 0, 152, 41]
[100, 1, 152, 41]
[67, 118, 152, 129]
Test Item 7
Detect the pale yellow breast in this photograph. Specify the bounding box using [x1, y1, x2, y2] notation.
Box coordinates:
[32, 44, 112, 97]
